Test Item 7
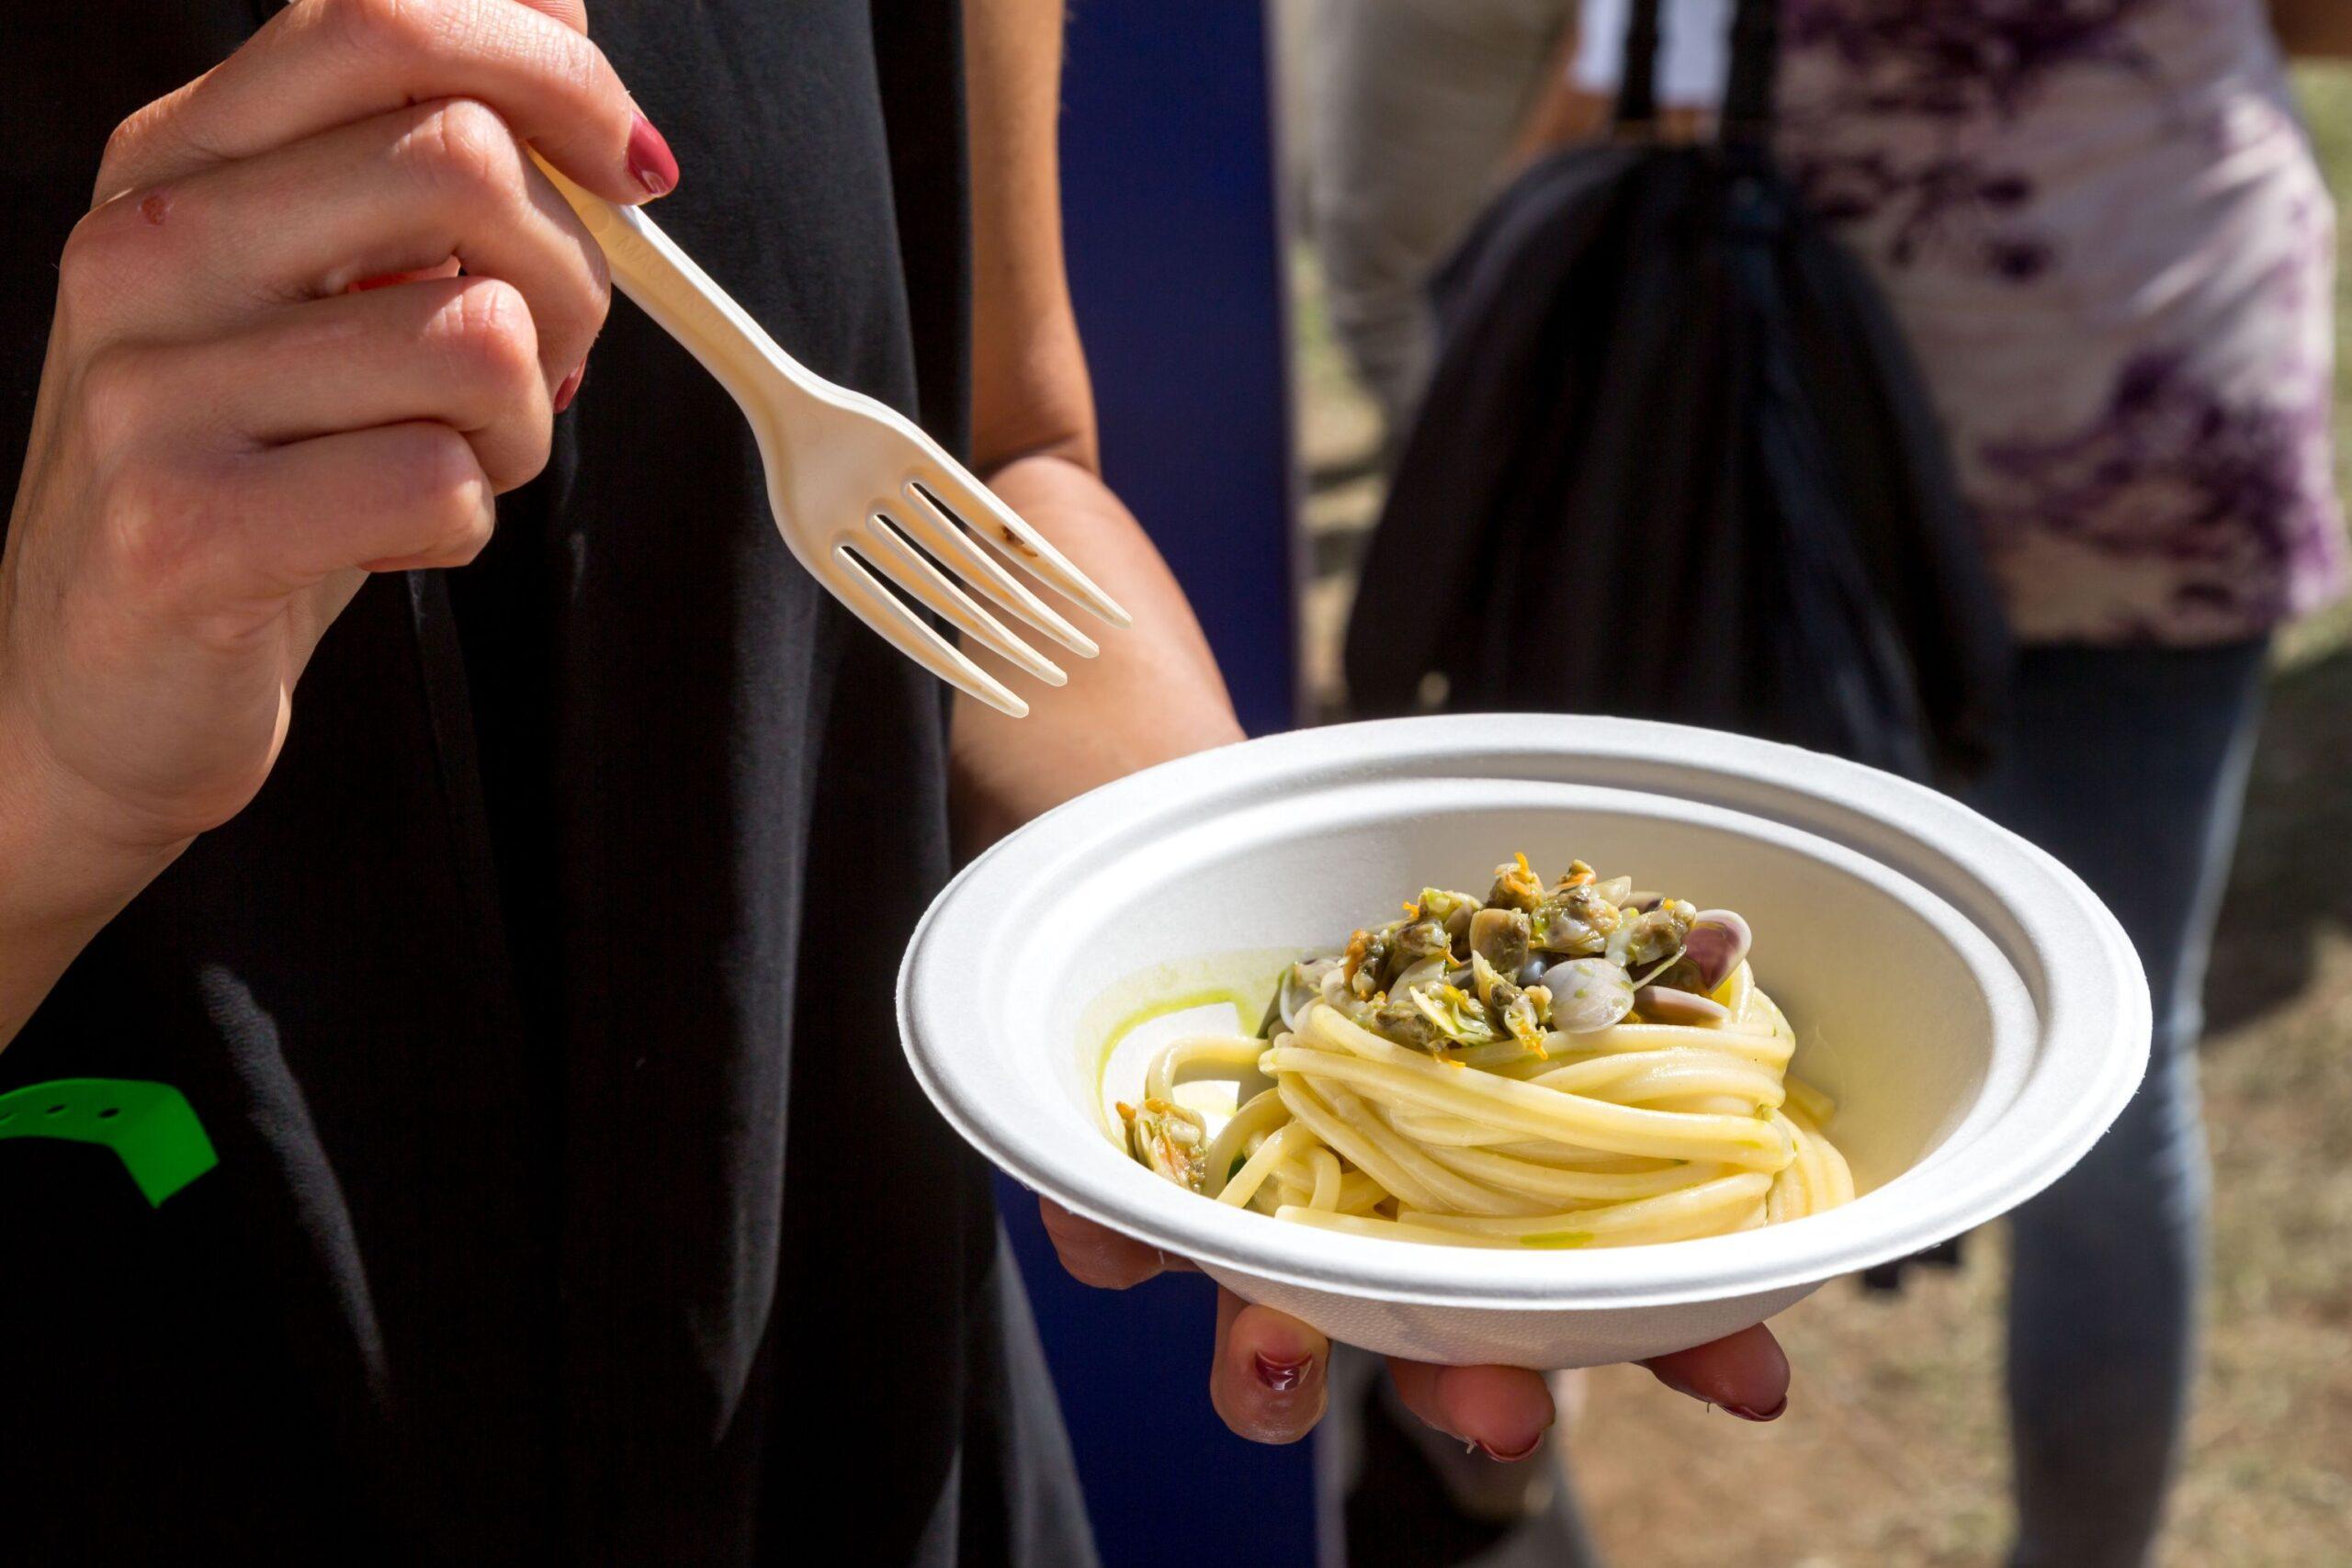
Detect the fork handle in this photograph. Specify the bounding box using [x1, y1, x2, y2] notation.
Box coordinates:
[529, 152, 828, 420]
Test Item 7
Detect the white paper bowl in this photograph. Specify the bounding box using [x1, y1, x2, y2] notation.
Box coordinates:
[899, 716, 2148, 1367]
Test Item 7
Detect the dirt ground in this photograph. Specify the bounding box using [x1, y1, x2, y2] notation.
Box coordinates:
[1286, 66, 2352, 1568]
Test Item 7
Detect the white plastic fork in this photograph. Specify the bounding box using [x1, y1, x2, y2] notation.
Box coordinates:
[531, 155, 1130, 716]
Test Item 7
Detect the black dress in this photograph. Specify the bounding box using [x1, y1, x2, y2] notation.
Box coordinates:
[0, 4, 1095, 1562]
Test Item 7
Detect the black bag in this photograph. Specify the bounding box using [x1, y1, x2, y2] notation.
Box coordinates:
[1342, 0, 2010, 782]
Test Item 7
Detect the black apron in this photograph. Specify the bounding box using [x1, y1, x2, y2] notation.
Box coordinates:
[0, 4, 1094, 1562]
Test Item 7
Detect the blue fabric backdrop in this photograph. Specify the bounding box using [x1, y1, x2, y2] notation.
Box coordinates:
[999, 3, 1312, 1565]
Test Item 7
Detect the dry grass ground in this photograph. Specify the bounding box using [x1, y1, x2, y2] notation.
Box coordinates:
[1288, 65, 2352, 1568]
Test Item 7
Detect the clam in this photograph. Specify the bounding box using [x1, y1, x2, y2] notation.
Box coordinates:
[1468, 905, 1532, 975]
[1344, 926, 1392, 1000]
[1121, 1097, 1210, 1190]
[1417, 887, 1483, 955]
[1391, 953, 1449, 997]
[1272, 957, 1340, 1035]
[1408, 982, 1502, 1047]
[1370, 997, 1449, 1052]
[1543, 957, 1636, 1033]
[1532, 883, 1621, 957]
[1615, 900, 1697, 984]
[1394, 919, 1453, 971]
[1683, 909, 1752, 991]
[1487, 856, 1545, 912]
[1469, 951, 1508, 1010]
[1634, 985, 1731, 1025]
[1501, 985, 1552, 1050]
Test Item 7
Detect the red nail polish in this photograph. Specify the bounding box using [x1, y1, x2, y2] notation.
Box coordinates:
[1476, 1435, 1544, 1462]
[626, 113, 679, 198]
[553, 359, 586, 413]
[1723, 1395, 1787, 1423]
[1252, 1352, 1313, 1393]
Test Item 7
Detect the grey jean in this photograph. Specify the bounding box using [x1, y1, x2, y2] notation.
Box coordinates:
[1306, 0, 1576, 439]
[1975, 641, 2267, 1568]
[1335, 640, 2268, 1568]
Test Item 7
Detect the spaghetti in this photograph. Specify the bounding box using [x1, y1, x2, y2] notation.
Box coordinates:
[1116, 855, 1853, 1248]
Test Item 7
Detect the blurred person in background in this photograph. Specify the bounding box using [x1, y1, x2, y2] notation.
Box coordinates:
[1306, 0, 1727, 455]
[1315, 2, 2352, 1565]
[1772, 6, 2347, 1562]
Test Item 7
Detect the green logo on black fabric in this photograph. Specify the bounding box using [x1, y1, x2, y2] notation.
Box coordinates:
[0, 1079, 218, 1205]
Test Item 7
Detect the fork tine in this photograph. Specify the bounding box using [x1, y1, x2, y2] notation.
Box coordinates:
[913, 470, 1134, 630]
[823, 546, 1029, 718]
[898, 485, 1101, 659]
[863, 513, 1068, 687]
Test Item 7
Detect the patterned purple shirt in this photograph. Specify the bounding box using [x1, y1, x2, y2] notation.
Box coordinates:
[1776, 0, 2346, 643]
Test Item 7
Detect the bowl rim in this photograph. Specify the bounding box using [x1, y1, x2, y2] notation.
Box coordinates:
[899, 715, 2151, 1313]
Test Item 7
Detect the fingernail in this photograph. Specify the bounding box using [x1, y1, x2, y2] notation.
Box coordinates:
[626, 113, 679, 198]
[553, 358, 586, 413]
[1253, 1352, 1316, 1393]
[1723, 1395, 1787, 1423]
[1476, 1435, 1544, 1462]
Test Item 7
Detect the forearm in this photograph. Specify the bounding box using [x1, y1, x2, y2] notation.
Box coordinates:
[964, 0, 1096, 475]
[949, 454, 1241, 852]
[0, 713, 179, 1047]
[949, 0, 1242, 851]
[1503, 22, 1600, 169]
[2273, 0, 2352, 56]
